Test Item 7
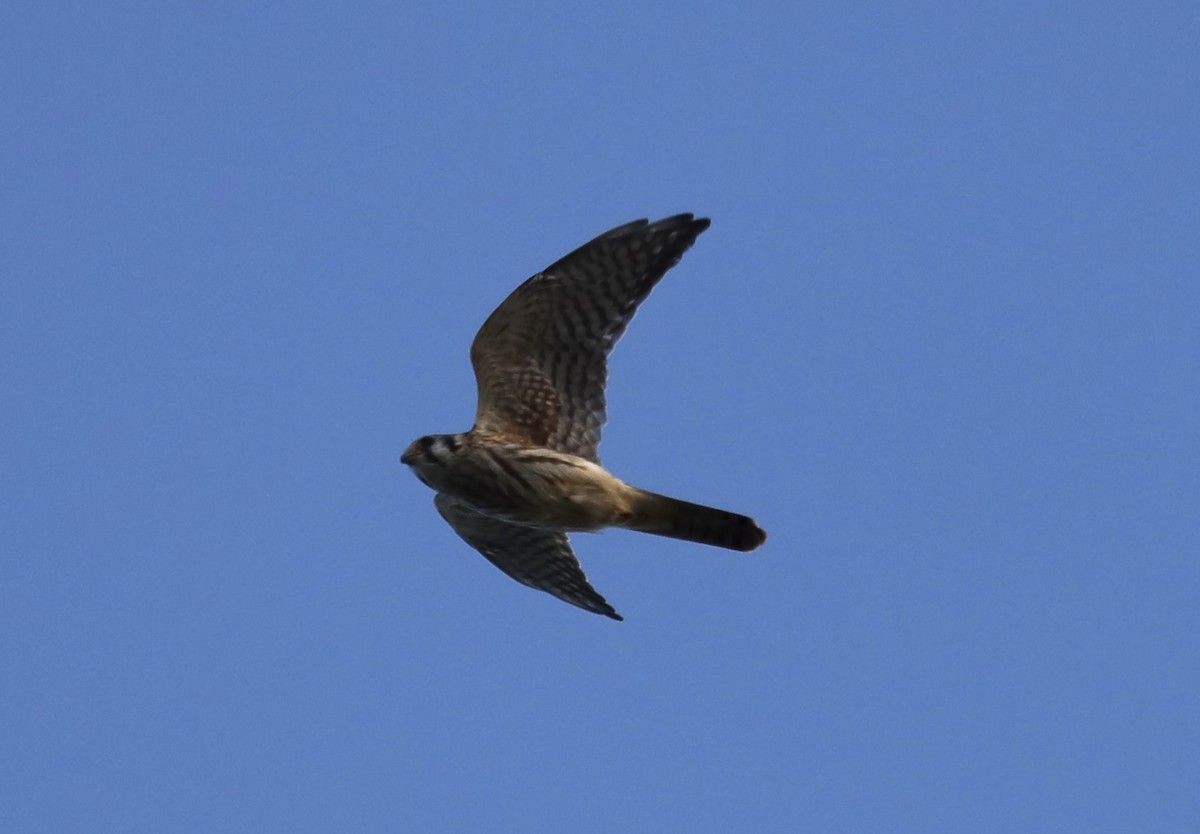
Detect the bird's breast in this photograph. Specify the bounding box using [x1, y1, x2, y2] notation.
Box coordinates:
[439, 443, 632, 532]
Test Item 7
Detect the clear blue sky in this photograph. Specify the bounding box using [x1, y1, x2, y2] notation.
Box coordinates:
[3, 2, 1197, 831]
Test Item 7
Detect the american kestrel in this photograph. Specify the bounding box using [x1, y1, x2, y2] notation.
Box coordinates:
[401, 214, 766, 620]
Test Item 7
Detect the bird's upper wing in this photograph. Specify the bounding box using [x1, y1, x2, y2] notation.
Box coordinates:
[434, 494, 622, 620]
[470, 214, 710, 462]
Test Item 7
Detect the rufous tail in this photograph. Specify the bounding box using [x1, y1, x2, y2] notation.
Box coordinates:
[624, 489, 766, 552]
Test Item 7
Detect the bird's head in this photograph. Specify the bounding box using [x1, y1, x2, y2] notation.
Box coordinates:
[401, 434, 463, 488]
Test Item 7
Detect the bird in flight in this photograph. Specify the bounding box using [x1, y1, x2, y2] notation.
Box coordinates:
[401, 214, 766, 620]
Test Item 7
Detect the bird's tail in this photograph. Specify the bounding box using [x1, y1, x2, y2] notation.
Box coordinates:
[622, 489, 766, 552]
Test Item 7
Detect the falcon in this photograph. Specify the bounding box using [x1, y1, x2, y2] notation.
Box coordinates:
[401, 214, 766, 620]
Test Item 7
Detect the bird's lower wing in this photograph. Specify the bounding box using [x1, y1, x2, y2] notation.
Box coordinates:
[434, 495, 622, 621]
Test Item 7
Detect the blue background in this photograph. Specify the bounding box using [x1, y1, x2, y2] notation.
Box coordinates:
[3, 2, 1197, 831]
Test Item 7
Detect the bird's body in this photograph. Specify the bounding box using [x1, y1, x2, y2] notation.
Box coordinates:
[405, 432, 635, 532]
[401, 214, 766, 620]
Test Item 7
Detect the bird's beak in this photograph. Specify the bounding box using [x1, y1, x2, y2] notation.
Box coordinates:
[400, 448, 415, 466]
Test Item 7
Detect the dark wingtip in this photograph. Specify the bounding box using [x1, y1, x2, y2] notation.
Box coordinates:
[602, 213, 710, 241]
[650, 213, 710, 235]
[592, 597, 623, 621]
